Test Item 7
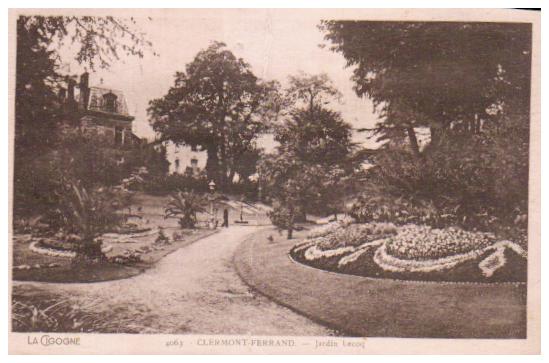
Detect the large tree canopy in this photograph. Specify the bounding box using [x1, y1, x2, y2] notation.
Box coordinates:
[148, 42, 283, 187]
[320, 21, 532, 150]
[260, 73, 358, 236]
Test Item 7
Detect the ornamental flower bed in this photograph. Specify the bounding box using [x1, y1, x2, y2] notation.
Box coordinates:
[29, 240, 113, 259]
[385, 225, 495, 260]
[290, 222, 527, 283]
[307, 221, 397, 250]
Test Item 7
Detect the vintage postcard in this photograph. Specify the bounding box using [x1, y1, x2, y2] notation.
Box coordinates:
[8, 8, 540, 354]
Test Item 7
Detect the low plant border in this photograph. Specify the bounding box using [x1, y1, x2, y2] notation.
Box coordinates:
[288, 245, 526, 286]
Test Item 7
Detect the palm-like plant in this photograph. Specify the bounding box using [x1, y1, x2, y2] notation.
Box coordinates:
[51, 182, 124, 260]
[164, 190, 207, 229]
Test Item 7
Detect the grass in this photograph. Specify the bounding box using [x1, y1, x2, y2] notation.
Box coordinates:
[234, 227, 527, 338]
[11, 289, 162, 333]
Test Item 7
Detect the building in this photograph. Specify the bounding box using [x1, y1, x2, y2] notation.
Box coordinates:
[58, 72, 142, 148]
[165, 141, 206, 176]
[164, 133, 277, 178]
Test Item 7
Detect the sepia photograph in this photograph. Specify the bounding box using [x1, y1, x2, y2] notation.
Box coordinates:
[7, 7, 540, 355]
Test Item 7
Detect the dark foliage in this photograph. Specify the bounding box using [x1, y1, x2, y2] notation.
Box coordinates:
[148, 42, 282, 188]
[142, 173, 208, 196]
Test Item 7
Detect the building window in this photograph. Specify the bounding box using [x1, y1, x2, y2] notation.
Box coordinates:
[103, 92, 118, 113]
[115, 127, 124, 146]
[174, 158, 180, 173]
[190, 158, 199, 175]
[191, 144, 198, 152]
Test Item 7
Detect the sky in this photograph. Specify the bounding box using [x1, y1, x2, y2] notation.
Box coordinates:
[60, 9, 381, 148]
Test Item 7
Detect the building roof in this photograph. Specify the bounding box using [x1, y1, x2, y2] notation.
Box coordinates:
[85, 86, 131, 116]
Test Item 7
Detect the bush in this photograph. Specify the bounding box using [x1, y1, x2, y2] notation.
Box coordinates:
[142, 174, 208, 195]
[46, 181, 126, 260]
[355, 119, 528, 239]
[164, 190, 207, 229]
[267, 202, 304, 239]
[154, 228, 171, 245]
[350, 190, 458, 227]
[14, 130, 142, 220]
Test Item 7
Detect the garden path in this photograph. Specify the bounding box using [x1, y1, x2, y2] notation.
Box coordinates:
[13, 226, 332, 335]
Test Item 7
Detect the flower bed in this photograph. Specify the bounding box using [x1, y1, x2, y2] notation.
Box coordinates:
[290, 222, 527, 283]
[29, 240, 113, 259]
[29, 241, 77, 258]
[307, 221, 397, 250]
[385, 225, 495, 260]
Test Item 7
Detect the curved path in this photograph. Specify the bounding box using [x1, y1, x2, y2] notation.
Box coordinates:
[13, 226, 332, 335]
[234, 228, 527, 338]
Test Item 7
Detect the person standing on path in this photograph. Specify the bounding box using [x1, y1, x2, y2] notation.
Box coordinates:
[223, 208, 229, 228]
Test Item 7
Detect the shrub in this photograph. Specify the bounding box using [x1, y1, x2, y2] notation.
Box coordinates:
[267, 202, 303, 239]
[14, 130, 142, 221]
[154, 228, 171, 245]
[46, 181, 125, 260]
[350, 191, 457, 227]
[358, 119, 529, 238]
[143, 174, 208, 195]
[164, 190, 207, 229]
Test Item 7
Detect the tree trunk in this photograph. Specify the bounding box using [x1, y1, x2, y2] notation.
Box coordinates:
[474, 114, 481, 134]
[228, 168, 236, 186]
[287, 204, 295, 239]
[206, 144, 219, 183]
[75, 238, 105, 263]
[295, 209, 307, 223]
[406, 127, 421, 157]
[219, 140, 228, 188]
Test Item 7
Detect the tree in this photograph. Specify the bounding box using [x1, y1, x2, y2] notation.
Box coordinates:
[260, 74, 358, 236]
[286, 71, 342, 114]
[14, 16, 154, 218]
[232, 147, 263, 184]
[320, 21, 532, 152]
[15, 17, 62, 158]
[276, 106, 355, 166]
[259, 153, 304, 239]
[148, 42, 283, 188]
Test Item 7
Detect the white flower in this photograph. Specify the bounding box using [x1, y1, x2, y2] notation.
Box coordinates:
[479, 248, 506, 277]
[29, 241, 76, 258]
[304, 245, 355, 261]
[338, 239, 386, 267]
[374, 239, 526, 273]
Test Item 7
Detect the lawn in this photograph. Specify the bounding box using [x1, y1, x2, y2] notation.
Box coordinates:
[234, 227, 527, 338]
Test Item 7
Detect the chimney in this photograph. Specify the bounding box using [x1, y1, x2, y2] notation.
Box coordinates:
[79, 71, 90, 110]
[67, 77, 76, 102]
[64, 76, 78, 111]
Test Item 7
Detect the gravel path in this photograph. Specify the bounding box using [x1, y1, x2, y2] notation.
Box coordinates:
[13, 226, 332, 335]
